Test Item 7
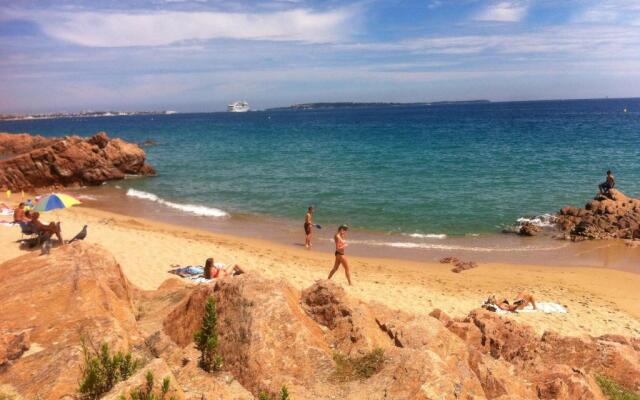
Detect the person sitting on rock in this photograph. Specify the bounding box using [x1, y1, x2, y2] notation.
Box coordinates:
[29, 211, 64, 244]
[599, 170, 615, 196]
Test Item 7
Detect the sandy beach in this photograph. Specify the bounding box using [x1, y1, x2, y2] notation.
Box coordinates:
[2, 200, 639, 340]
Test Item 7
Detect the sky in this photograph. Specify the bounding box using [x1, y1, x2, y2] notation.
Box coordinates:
[1, 0, 640, 113]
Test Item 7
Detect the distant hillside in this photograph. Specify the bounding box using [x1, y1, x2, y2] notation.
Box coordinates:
[265, 100, 490, 111]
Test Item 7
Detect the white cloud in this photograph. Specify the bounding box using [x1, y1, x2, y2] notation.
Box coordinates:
[573, 0, 640, 24]
[339, 25, 640, 58]
[475, 1, 527, 22]
[19, 8, 355, 47]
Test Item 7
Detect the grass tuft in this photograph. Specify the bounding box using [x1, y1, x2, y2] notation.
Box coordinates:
[78, 338, 140, 400]
[331, 348, 385, 382]
[596, 375, 640, 400]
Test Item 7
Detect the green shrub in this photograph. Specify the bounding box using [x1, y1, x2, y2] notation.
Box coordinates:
[596, 375, 640, 400]
[194, 297, 223, 372]
[119, 371, 177, 400]
[78, 339, 140, 399]
[331, 348, 385, 382]
[280, 385, 290, 400]
[258, 391, 271, 400]
[257, 385, 291, 400]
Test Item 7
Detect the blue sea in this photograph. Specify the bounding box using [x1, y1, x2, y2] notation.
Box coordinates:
[2, 98, 639, 239]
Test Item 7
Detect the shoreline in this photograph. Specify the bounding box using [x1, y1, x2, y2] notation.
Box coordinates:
[69, 184, 640, 273]
[1, 195, 639, 339]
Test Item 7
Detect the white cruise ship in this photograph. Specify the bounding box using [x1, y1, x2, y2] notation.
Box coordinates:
[227, 101, 250, 112]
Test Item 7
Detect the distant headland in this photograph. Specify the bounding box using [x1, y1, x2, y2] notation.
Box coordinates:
[265, 100, 490, 111]
[0, 110, 177, 121]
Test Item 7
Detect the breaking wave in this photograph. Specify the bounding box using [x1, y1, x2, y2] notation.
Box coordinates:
[516, 213, 557, 228]
[404, 233, 448, 239]
[346, 239, 568, 252]
[126, 188, 229, 218]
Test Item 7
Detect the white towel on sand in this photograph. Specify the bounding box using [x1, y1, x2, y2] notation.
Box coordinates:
[485, 302, 567, 314]
[519, 302, 567, 314]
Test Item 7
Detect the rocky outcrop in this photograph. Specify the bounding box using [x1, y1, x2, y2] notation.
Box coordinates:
[439, 309, 640, 397]
[0, 331, 30, 371]
[0, 131, 155, 191]
[0, 133, 51, 157]
[102, 358, 185, 400]
[0, 242, 142, 399]
[0, 243, 251, 400]
[2, 244, 639, 399]
[163, 278, 640, 399]
[519, 221, 543, 236]
[556, 189, 640, 240]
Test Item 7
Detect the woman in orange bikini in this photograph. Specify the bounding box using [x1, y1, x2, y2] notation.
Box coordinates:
[327, 225, 352, 285]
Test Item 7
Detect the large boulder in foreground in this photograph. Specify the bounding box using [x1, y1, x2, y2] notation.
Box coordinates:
[0, 242, 142, 399]
[556, 189, 640, 240]
[163, 276, 640, 399]
[0, 131, 155, 191]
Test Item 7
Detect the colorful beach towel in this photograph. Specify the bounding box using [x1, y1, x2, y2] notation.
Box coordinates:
[168, 262, 226, 283]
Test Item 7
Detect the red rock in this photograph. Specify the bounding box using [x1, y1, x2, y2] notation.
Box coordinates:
[0, 331, 30, 371]
[557, 189, 640, 240]
[0, 132, 155, 191]
[0, 242, 142, 399]
[519, 222, 542, 236]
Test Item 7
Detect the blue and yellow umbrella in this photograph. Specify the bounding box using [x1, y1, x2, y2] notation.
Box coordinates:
[32, 193, 81, 212]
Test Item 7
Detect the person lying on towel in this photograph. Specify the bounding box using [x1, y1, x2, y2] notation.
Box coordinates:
[484, 292, 537, 312]
[204, 258, 245, 279]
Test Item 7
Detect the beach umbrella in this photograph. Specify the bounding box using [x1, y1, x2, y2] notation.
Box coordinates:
[32, 193, 81, 212]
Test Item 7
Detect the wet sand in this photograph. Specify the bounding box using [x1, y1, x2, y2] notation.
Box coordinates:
[1, 198, 639, 339]
[73, 185, 640, 272]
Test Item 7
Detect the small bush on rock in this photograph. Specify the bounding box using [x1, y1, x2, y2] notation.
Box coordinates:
[257, 385, 291, 400]
[597, 375, 640, 400]
[194, 297, 223, 372]
[78, 339, 140, 399]
[119, 371, 177, 400]
[332, 348, 385, 382]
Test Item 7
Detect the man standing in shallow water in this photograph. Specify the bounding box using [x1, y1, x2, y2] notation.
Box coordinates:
[304, 206, 314, 248]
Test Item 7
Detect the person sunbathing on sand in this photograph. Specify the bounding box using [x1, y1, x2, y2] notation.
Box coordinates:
[204, 258, 245, 279]
[29, 211, 64, 243]
[510, 292, 537, 311]
[485, 292, 537, 312]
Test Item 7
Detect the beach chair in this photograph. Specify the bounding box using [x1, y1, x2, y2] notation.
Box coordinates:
[17, 221, 37, 240]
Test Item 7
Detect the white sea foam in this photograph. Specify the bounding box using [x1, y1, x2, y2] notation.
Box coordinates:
[346, 239, 568, 253]
[405, 233, 448, 239]
[126, 188, 229, 218]
[516, 213, 557, 228]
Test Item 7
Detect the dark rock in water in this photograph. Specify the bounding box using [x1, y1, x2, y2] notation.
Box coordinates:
[519, 222, 542, 236]
[0, 131, 155, 191]
[556, 189, 640, 240]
